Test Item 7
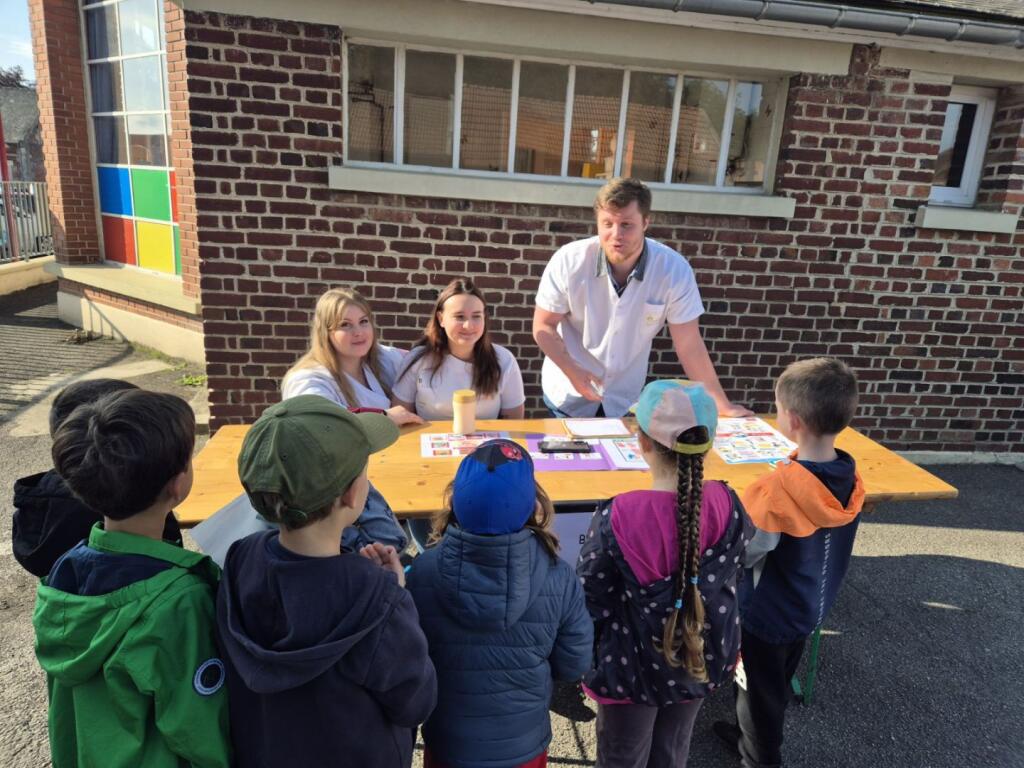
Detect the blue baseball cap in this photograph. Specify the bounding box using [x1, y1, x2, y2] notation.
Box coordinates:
[631, 379, 717, 454]
[452, 439, 536, 535]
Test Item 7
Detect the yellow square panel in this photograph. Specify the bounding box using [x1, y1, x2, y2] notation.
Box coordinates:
[135, 220, 175, 274]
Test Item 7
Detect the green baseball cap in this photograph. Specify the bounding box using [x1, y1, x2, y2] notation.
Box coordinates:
[238, 395, 399, 520]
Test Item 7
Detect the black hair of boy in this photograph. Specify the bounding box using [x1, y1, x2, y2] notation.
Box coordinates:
[52, 389, 195, 520]
[49, 378, 140, 438]
[775, 357, 858, 436]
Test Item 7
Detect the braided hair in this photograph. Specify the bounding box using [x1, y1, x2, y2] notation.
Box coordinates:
[658, 426, 710, 681]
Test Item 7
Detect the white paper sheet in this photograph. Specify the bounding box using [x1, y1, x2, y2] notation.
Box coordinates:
[599, 437, 649, 470]
[713, 417, 797, 464]
[562, 418, 631, 438]
[419, 431, 509, 458]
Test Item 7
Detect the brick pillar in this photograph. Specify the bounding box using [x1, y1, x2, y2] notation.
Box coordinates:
[29, 0, 100, 264]
[977, 85, 1024, 216]
[166, 1, 201, 299]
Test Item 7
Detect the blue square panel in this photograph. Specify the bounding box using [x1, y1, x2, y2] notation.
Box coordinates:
[97, 167, 133, 216]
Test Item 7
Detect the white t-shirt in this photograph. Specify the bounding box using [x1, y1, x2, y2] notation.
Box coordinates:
[392, 344, 525, 420]
[281, 345, 405, 410]
[536, 236, 704, 417]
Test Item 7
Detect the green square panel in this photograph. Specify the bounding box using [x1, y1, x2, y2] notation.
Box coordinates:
[173, 225, 181, 275]
[130, 168, 171, 222]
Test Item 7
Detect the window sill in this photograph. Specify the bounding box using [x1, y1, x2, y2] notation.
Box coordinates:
[328, 166, 796, 219]
[44, 262, 201, 315]
[915, 205, 1019, 235]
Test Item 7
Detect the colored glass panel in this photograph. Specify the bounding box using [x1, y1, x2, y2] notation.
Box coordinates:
[136, 221, 175, 273]
[130, 168, 171, 221]
[97, 167, 132, 215]
[173, 226, 181, 275]
[101, 215, 136, 266]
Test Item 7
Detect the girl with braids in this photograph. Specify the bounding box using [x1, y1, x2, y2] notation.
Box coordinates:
[577, 380, 753, 768]
[393, 278, 526, 420]
[282, 287, 420, 552]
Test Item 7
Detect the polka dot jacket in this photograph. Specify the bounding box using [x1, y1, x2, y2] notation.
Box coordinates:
[576, 484, 754, 706]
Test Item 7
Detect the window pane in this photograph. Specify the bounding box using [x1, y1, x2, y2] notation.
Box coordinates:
[568, 67, 622, 179]
[89, 62, 123, 113]
[934, 102, 976, 188]
[622, 71, 676, 183]
[128, 114, 167, 166]
[673, 77, 728, 185]
[724, 81, 777, 188]
[94, 116, 127, 164]
[119, 0, 162, 55]
[347, 44, 395, 164]
[122, 55, 164, 112]
[515, 61, 567, 175]
[85, 5, 119, 60]
[404, 50, 455, 167]
[460, 56, 512, 172]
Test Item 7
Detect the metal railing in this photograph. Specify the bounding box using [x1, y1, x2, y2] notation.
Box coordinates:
[1, 181, 54, 264]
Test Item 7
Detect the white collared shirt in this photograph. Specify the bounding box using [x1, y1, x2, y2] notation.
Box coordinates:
[536, 236, 704, 417]
[282, 345, 405, 410]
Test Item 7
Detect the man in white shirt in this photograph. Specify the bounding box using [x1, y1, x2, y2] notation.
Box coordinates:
[533, 177, 751, 418]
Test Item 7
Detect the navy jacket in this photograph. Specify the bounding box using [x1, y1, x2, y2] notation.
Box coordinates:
[217, 531, 437, 768]
[406, 527, 592, 768]
[13, 469, 181, 578]
[740, 451, 864, 644]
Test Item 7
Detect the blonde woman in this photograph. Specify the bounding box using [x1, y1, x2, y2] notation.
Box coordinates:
[283, 288, 421, 551]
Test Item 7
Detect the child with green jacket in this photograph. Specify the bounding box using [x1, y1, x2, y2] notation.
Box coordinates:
[33, 389, 231, 768]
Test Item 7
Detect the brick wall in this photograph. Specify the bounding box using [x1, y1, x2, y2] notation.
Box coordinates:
[186, 11, 1024, 452]
[29, 0, 100, 264]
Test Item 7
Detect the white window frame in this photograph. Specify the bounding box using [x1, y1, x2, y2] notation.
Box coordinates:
[929, 85, 996, 208]
[342, 38, 787, 196]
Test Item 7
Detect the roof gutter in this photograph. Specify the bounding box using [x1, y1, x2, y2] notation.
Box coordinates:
[587, 0, 1024, 48]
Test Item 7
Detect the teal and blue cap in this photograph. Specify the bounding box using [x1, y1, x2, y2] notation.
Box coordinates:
[630, 379, 717, 454]
[452, 439, 536, 535]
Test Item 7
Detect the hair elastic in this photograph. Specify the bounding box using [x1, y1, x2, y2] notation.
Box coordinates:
[690, 576, 699, 585]
[674, 598, 683, 610]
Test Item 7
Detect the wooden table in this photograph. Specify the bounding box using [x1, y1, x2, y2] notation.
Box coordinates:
[176, 418, 958, 526]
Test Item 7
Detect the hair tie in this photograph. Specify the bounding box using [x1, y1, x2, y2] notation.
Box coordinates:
[690, 576, 699, 585]
[674, 598, 683, 610]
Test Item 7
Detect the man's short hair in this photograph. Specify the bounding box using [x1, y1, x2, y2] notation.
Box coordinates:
[776, 358, 858, 437]
[594, 177, 652, 218]
[52, 389, 195, 520]
[49, 378, 139, 438]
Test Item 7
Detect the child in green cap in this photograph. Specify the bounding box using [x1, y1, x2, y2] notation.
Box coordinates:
[217, 394, 437, 768]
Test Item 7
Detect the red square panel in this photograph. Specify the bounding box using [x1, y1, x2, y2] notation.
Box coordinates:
[102, 215, 136, 266]
[169, 170, 179, 223]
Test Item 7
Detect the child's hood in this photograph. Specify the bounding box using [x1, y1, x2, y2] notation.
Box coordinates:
[217, 531, 401, 694]
[742, 451, 864, 536]
[33, 546, 216, 686]
[433, 526, 550, 631]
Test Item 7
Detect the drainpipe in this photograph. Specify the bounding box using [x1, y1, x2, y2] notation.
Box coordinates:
[588, 0, 1024, 48]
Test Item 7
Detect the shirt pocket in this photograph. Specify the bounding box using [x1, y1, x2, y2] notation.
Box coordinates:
[641, 300, 667, 333]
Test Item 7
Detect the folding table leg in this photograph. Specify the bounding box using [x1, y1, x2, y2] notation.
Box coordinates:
[790, 625, 822, 705]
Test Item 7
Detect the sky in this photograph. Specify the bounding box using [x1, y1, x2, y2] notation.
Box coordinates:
[0, 0, 35, 82]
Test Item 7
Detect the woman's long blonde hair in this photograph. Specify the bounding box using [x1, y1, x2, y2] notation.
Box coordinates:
[430, 480, 561, 561]
[284, 288, 391, 408]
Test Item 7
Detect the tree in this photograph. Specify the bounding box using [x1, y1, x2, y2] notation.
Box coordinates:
[0, 66, 28, 88]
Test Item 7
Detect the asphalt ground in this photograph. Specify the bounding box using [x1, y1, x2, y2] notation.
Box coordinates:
[1, 285, 1022, 767]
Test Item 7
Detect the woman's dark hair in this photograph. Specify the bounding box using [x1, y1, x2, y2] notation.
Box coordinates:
[646, 425, 710, 681]
[432, 480, 560, 561]
[399, 278, 502, 397]
[52, 389, 195, 520]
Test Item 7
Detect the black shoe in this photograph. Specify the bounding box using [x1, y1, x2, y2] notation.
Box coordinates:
[549, 681, 596, 722]
[713, 720, 741, 757]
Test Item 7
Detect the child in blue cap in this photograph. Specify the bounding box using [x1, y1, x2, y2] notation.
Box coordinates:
[406, 438, 593, 768]
[577, 380, 754, 768]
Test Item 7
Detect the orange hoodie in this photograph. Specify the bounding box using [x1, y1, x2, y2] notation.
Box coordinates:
[742, 451, 865, 537]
